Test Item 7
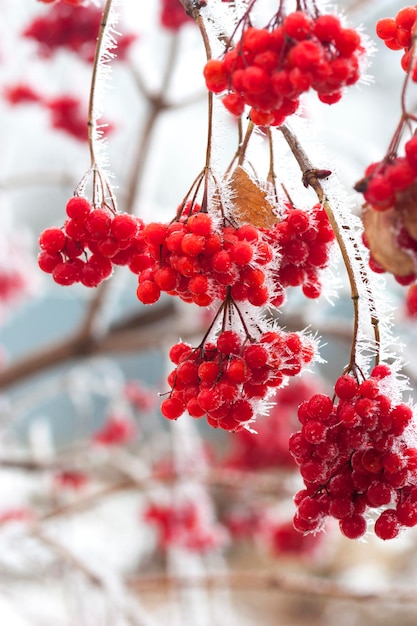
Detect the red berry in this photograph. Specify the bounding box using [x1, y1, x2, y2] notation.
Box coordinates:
[111, 213, 138, 240]
[284, 11, 312, 40]
[161, 397, 185, 420]
[374, 509, 401, 540]
[217, 331, 241, 355]
[339, 514, 367, 539]
[203, 59, 229, 93]
[406, 283, 417, 316]
[376, 17, 397, 41]
[66, 196, 91, 220]
[39, 227, 66, 253]
[136, 280, 161, 304]
[396, 6, 417, 30]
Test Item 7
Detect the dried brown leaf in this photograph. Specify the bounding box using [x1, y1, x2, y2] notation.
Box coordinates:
[362, 206, 415, 276]
[229, 167, 278, 229]
[395, 180, 417, 240]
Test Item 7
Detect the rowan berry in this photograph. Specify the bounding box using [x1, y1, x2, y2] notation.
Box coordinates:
[339, 514, 367, 539]
[53, 260, 82, 286]
[284, 11, 312, 40]
[38, 250, 63, 273]
[136, 280, 161, 304]
[406, 283, 417, 316]
[161, 397, 185, 420]
[66, 196, 91, 220]
[39, 227, 66, 253]
[374, 509, 401, 540]
[396, 6, 417, 30]
[376, 17, 397, 40]
[203, 60, 228, 93]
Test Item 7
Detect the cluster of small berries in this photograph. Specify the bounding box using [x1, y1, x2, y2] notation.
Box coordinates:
[48, 95, 108, 143]
[376, 5, 417, 78]
[143, 499, 226, 553]
[356, 137, 417, 212]
[265, 203, 335, 301]
[356, 137, 417, 288]
[25, 2, 136, 62]
[124, 381, 156, 412]
[4, 86, 113, 143]
[135, 214, 277, 308]
[53, 470, 88, 491]
[38, 196, 145, 287]
[160, 0, 194, 30]
[203, 10, 364, 126]
[161, 328, 315, 431]
[93, 413, 137, 446]
[290, 365, 417, 540]
[38, 0, 86, 5]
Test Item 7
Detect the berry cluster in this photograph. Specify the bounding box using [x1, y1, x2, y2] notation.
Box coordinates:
[162, 326, 315, 431]
[160, 0, 194, 31]
[143, 499, 226, 553]
[135, 214, 277, 308]
[25, 3, 136, 62]
[203, 10, 364, 126]
[356, 137, 417, 284]
[48, 95, 98, 142]
[357, 137, 417, 212]
[265, 203, 335, 301]
[376, 5, 417, 78]
[4, 86, 114, 143]
[38, 0, 87, 5]
[3, 85, 114, 143]
[93, 413, 137, 446]
[38, 196, 145, 287]
[53, 470, 88, 491]
[290, 365, 417, 540]
[3, 83, 42, 105]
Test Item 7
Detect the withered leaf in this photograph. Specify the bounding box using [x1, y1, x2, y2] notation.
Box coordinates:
[395, 179, 417, 240]
[362, 206, 415, 276]
[229, 166, 278, 229]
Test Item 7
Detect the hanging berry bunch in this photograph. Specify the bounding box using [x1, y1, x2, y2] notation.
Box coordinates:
[26, 2, 136, 62]
[38, 195, 145, 287]
[356, 4, 417, 314]
[160, 0, 195, 31]
[203, 2, 365, 126]
[376, 5, 417, 75]
[161, 294, 315, 431]
[291, 365, 417, 540]
[264, 202, 335, 301]
[135, 210, 278, 308]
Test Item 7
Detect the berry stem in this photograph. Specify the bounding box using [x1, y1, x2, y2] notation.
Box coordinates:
[87, 0, 114, 168]
[267, 128, 279, 200]
[181, 4, 217, 214]
[237, 121, 255, 167]
[279, 123, 381, 370]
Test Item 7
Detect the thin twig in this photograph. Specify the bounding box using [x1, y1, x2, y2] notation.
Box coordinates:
[279, 123, 380, 371]
[126, 569, 417, 605]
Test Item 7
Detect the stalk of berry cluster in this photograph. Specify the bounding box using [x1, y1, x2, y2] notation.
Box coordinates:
[84, 0, 119, 209]
[280, 123, 382, 372]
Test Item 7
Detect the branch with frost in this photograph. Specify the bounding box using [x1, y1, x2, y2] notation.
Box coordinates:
[279, 123, 385, 375]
